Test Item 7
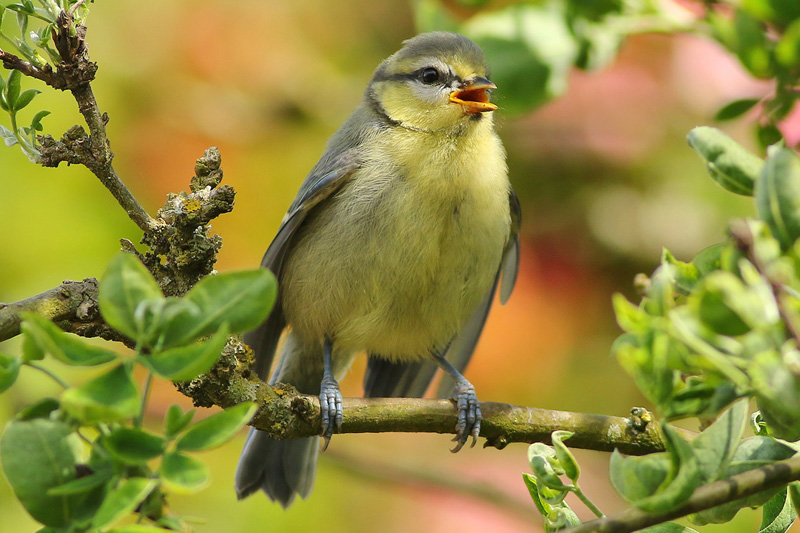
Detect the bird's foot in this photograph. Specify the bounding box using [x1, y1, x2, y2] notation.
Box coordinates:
[450, 380, 481, 453]
[319, 375, 343, 451]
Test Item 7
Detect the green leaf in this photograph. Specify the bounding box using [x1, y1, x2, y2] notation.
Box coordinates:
[551, 430, 580, 482]
[523, 473, 548, 516]
[22, 324, 44, 361]
[545, 505, 581, 531]
[12, 88, 39, 111]
[172, 269, 276, 346]
[662, 249, 700, 295]
[176, 401, 257, 452]
[164, 404, 195, 439]
[690, 437, 796, 525]
[21, 312, 117, 366]
[91, 477, 157, 530]
[759, 489, 797, 533]
[30, 109, 49, 131]
[789, 482, 800, 520]
[610, 449, 670, 502]
[160, 451, 210, 493]
[690, 271, 754, 336]
[0, 352, 21, 393]
[16, 397, 59, 420]
[612, 294, 649, 334]
[611, 424, 701, 513]
[751, 350, 800, 440]
[98, 252, 163, 342]
[60, 363, 141, 424]
[48, 470, 112, 496]
[692, 242, 726, 276]
[690, 399, 748, 482]
[6, 69, 21, 110]
[643, 264, 677, 317]
[758, 124, 784, 150]
[521, 473, 580, 529]
[714, 98, 760, 121]
[528, 442, 569, 490]
[144, 323, 229, 381]
[756, 147, 800, 250]
[0, 419, 80, 526]
[687, 126, 762, 196]
[103, 428, 167, 465]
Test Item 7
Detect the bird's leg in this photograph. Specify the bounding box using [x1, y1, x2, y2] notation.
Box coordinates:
[319, 336, 343, 451]
[431, 349, 482, 453]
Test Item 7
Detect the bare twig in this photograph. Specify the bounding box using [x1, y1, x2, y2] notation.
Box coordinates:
[567, 455, 800, 533]
[67, 82, 160, 233]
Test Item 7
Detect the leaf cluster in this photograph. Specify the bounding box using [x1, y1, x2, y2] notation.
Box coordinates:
[614, 128, 800, 438]
[0, 253, 276, 532]
[595, 128, 800, 531]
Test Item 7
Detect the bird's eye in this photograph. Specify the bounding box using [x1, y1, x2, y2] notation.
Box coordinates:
[420, 67, 441, 84]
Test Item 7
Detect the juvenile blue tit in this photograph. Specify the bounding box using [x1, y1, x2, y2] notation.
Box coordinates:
[235, 31, 520, 506]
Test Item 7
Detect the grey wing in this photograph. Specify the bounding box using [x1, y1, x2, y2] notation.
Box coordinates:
[245, 150, 360, 381]
[363, 187, 522, 399]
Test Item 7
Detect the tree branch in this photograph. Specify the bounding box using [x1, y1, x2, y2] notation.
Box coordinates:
[567, 455, 800, 533]
[175, 343, 675, 456]
[3, 10, 160, 234]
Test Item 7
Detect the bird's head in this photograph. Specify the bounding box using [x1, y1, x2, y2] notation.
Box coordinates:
[367, 32, 497, 133]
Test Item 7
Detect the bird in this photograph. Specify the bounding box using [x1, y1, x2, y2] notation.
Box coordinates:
[235, 31, 521, 507]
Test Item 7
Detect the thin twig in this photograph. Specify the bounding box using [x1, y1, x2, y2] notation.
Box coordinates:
[25, 362, 69, 389]
[67, 83, 159, 233]
[566, 455, 800, 533]
[67, 0, 87, 16]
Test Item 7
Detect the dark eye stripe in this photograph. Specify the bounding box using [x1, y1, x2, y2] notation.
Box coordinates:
[371, 67, 459, 86]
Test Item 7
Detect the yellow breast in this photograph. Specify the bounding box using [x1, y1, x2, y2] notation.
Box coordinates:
[281, 116, 510, 360]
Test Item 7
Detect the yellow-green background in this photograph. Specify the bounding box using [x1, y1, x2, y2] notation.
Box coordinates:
[0, 1, 782, 531]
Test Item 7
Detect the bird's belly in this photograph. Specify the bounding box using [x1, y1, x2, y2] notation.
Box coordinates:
[281, 179, 508, 360]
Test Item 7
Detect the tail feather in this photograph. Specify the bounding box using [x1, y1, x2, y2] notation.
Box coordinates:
[235, 428, 320, 507]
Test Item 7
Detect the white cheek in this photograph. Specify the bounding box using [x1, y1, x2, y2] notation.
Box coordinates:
[410, 83, 449, 107]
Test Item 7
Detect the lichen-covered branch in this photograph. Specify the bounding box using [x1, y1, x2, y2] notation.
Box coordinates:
[139, 147, 235, 296]
[176, 341, 672, 455]
[567, 455, 800, 533]
[0, 278, 123, 344]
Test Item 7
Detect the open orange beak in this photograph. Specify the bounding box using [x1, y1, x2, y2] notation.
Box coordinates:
[449, 78, 498, 114]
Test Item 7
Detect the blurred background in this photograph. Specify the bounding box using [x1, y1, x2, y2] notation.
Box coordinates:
[0, 0, 789, 531]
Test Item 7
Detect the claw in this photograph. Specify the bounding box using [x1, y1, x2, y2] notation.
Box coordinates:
[449, 380, 481, 453]
[319, 375, 343, 450]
